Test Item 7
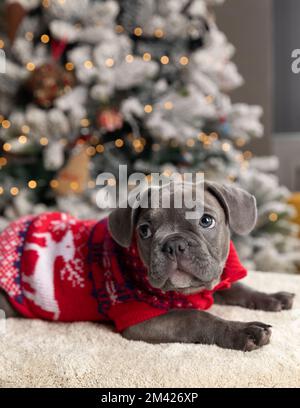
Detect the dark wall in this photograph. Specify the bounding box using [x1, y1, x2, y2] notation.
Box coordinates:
[215, 0, 273, 155]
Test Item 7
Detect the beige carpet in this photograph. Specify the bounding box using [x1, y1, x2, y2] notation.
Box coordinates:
[0, 271, 300, 388]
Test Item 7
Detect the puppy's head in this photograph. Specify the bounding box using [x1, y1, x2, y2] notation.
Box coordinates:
[108, 181, 257, 294]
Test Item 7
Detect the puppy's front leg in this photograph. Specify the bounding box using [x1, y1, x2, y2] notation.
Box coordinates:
[122, 309, 271, 351]
[214, 282, 295, 311]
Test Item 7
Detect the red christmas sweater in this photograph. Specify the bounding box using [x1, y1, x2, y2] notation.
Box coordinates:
[0, 212, 247, 332]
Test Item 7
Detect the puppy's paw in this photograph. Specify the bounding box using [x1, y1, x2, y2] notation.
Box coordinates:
[231, 322, 272, 352]
[270, 292, 295, 310]
[246, 292, 295, 311]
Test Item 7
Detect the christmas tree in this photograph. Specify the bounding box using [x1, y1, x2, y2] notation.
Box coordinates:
[0, 0, 299, 272]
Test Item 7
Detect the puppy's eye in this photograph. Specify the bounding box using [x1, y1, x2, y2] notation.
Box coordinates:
[138, 223, 152, 239]
[199, 214, 216, 229]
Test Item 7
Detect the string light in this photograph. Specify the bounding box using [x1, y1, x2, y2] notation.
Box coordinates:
[18, 135, 28, 144]
[25, 32, 34, 41]
[1, 120, 11, 129]
[243, 150, 253, 160]
[105, 58, 114, 68]
[86, 146, 96, 156]
[3, 143, 11, 152]
[10, 187, 19, 196]
[222, 142, 231, 152]
[179, 56, 189, 66]
[164, 101, 173, 110]
[143, 52, 151, 62]
[40, 34, 50, 44]
[65, 62, 74, 71]
[160, 55, 169, 65]
[210, 132, 218, 141]
[154, 28, 164, 38]
[125, 54, 134, 63]
[115, 139, 124, 148]
[28, 180, 37, 189]
[0, 187, 4, 195]
[40, 137, 49, 146]
[205, 95, 214, 104]
[96, 144, 105, 153]
[0, 39, 4, 49]
[115, 25, 124, 34]
[133, 139, 144, 152]
[144, 104, 153, 113]
[84, 60, 93, 69]
[50, 179, 59, 188]
[198, 132, 206, 142]
[42, 0, 50, 7]
[0, 157, 7, 166]
[26, 62, 35, 71]
[134, 27, 143, 36]
[21, 125, 30, 134]
[269, 212, 279, 222]
[236, 137, 246, 147]
[186, 138, 195, 147]
[80, 118, 90, 127]
[70, 181, 79, 191]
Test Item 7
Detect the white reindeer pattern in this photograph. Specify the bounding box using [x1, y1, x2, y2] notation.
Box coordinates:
[22, 228, 75, 319]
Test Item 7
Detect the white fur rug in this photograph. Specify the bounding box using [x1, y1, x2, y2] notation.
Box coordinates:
[0, 271, 299, 388]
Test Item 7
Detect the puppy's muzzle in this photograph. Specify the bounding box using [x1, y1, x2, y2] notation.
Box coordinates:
[161, 235, 189, 261]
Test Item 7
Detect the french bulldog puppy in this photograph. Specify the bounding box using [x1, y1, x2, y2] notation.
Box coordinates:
[108, 181, 294, 351]
[0, 181, 294, 351]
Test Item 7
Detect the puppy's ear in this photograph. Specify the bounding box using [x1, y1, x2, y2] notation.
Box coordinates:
[108, 206, 136, 247]
[205, 181, 257, 235]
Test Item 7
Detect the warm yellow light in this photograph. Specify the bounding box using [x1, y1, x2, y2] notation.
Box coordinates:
[86, 146, 96, 156]
[160, 55, 169, 65]
[65, 62, 74, 71]
[115, 139, 124, 148]
[28, 180, 37, 189]
[42, 0, 50, 7]
[84, 60, 93, 69]
[1, 120, 11, 129]
[134, 27, 143, 36]
[186, 138, 195, 147]
[269, 212, 279, 222]
[144, 104, 153, 113]
[70, 181, 79, 191]
[96, 144, 105, 153]
[0, 157, 7, 166]
[3, 143, 11, 152]
[50, 179, 59, 188]
[0, 187, 4, 195]
[41, 34, 50, 44]
[25, 32, 33, 41]
[10, 187, 19, 196]
[205, 95, 214, 104]
[21, 125, 30, 134]
[115, 25, 124, 34]
[198, 132, 206, 142]
[236, 137, 246, 147]
[154, 28, 164, 38]
[164, 101, 173, 110]
[0, 39, 4, 48]
[105, 58, 114, 68]
[80, 118, 90, 127]
[143, 52, 151, 62]
[243, 150, 253, 160]
[125, 54, 134, 63]
[18, 135, 27, 144]
[39, 137, 49, 146]
[26, 62, 36, 71]
[179, 56, 189, 66]
[210, 132, 218, 140]
[222, 142, 231, 152]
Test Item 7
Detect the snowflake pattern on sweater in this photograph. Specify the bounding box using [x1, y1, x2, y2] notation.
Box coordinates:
[0, 212, 247, 331]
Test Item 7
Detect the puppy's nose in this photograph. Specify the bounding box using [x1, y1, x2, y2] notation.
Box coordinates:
[162, 239, 188, 260]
